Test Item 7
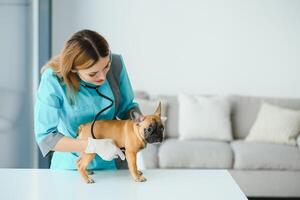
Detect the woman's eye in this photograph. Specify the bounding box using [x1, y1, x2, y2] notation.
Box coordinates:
[89, 74, 96, 77]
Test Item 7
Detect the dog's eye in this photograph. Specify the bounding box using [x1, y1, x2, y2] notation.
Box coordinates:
[159, 126, 164, 131]
[147, 127, 153, 132]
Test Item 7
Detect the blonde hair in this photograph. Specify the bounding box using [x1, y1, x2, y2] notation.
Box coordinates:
[42, 29, 110, 105]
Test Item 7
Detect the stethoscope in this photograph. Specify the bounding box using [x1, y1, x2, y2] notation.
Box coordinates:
[70, 82, 114, 158]
[79, 82, 114, 140]
[78, 82, 126, 158]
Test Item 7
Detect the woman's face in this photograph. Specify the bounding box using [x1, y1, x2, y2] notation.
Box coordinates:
[77, 56, 111, 85]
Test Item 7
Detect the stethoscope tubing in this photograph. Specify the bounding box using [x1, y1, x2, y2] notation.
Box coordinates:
[80, 83, 114, 139]
[69, 83, 114, 158]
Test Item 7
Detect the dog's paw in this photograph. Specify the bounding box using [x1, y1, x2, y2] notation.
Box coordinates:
[135, 176, 147, 182]
[137, 170, 143, 175]
[85, 177, 95, 184]
[86, 170, 94, 175]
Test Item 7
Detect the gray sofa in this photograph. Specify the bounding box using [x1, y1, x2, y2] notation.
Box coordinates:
[137, 94, 300, 198]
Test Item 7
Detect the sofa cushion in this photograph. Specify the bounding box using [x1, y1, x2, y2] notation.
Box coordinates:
[178, 93, 232, 141]
[246, 102, 300, 145]
[158, 94, 230, 139]
[228, 95, 300, 139]
[159, 138, 233, 168]
[231, 140, 300, 170]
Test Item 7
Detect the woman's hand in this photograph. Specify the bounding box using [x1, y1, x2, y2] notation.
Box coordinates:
[84, 137, 125, 161]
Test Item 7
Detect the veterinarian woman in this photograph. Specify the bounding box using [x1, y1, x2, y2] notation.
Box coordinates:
[34, 29, 142, 170]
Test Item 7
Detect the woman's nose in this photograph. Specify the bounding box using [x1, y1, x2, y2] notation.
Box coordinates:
[96, 72, 106, 80]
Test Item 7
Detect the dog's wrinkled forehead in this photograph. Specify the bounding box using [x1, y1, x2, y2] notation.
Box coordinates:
[149, 115, 162, 123]
[144, 117, 162, 126]
[144, 118, 164, 132]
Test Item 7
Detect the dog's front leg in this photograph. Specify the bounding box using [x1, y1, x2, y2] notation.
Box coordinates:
[76, 153, 96, 184]
[126, 150, 146, 182]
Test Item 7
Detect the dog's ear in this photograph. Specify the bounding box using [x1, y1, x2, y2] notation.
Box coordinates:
[130, 110, 145, 123]
[154, 102, 161, 117]
[160, 116, 167, 123]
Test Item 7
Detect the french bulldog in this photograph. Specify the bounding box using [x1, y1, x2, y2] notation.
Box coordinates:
[76, 102, 165, 183]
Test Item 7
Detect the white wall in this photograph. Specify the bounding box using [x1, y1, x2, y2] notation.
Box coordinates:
[0, 0, 34, 167]
[52, 0, 300, 97]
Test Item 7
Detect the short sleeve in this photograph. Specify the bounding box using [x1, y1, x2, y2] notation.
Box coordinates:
[116, 56, 142, 120]
[34, 69, 64, 157]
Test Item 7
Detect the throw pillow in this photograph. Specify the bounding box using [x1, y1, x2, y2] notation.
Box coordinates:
[246, 102, 300, 145]
[178, 93, 232, 141]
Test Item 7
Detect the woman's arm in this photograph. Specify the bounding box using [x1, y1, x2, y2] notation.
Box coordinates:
[54, 136, 126, 161]
[53, 136, 88, 152]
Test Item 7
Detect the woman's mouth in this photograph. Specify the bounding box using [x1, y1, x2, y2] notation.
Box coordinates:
[95, 79, 104, 83]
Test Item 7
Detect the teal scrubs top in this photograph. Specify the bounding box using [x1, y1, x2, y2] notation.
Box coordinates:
[34, 55, 139, 170]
